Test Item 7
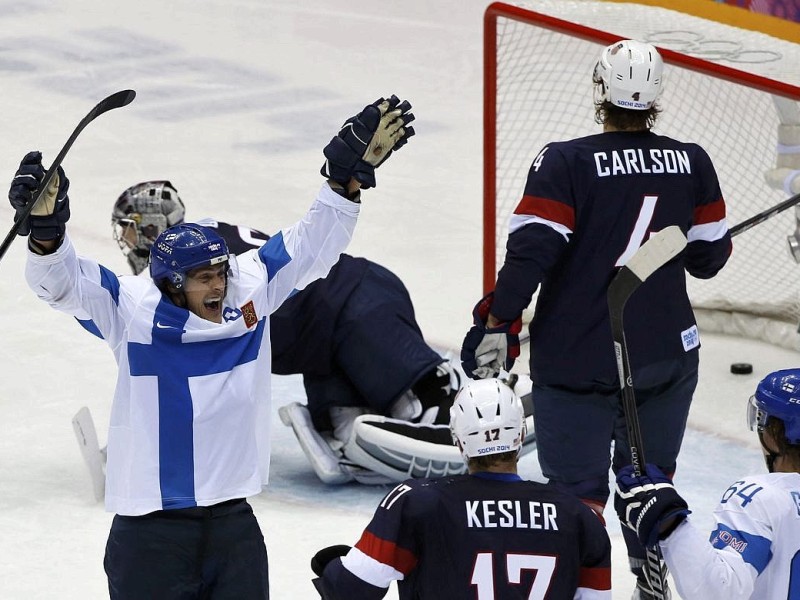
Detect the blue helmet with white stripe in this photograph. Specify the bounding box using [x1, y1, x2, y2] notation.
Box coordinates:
[748, 369, 800, 445]
[150, 224, 230, 289]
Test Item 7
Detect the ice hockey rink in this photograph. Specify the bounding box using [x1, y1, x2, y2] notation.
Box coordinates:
[0, 1, 799, 598]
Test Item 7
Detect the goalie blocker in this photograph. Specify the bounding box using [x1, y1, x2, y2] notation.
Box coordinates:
[279, 386, 537, 485]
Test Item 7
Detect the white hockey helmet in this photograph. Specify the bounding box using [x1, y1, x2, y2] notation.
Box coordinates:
[449, 379, 526, 462]
[593, 40, 664, 110]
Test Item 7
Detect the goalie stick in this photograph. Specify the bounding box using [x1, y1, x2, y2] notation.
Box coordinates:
[0, 89, 136, 263]
[607, 225, 687, 600]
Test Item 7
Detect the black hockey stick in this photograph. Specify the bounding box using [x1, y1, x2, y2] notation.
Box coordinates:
[607, 226, 687, 600]
[729, 190, 800, 238]
[0, 89, 136, 263]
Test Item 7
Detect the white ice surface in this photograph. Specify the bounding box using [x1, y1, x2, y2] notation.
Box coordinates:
[0, 1, 798, 599]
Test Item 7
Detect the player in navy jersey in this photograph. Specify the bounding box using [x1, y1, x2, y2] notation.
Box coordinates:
[10, 96, 414, 599]
[461, 40, 732, 599]
[616, 368, 800, 599]
[311, 378, 612, 599]
[108, 179, 461, 486]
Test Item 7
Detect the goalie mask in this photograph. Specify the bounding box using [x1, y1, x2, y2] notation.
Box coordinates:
[150, 224, 231, 290]
[112, 181, 186, 275]
[450, 379, 525, 462]
[593, 40, 664, 111]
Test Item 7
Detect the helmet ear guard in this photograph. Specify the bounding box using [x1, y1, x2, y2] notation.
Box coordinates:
[593, 40, 664, 111]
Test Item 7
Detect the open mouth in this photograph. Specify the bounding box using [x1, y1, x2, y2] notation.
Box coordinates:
[204, 297, 222, 312]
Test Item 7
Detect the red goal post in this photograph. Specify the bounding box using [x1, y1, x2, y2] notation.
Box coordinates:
[484, 1, 800, 349]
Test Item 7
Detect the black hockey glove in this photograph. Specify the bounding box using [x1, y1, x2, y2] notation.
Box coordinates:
[461, 292, 522, 380]
[311, 544, 351, 577]
[615, 464, 691, 548]
[9, 151, 70, 240]
[321, 95, 415, 189]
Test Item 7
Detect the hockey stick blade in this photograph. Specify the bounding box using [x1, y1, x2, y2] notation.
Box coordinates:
[622, 226, 687, 284]
[0, 89, 136, 263]
[729, 190, 800, 238]
[71, 406, 105, 502]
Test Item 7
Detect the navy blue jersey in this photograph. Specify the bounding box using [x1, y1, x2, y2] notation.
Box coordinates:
[204, 219, 368, 374]
[204, 220, 441, 418]
[491, 131, 731, 385]
[320, 473, 612, 599]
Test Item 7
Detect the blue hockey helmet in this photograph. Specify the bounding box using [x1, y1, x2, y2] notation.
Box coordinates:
[149, 224, 230, 289]
[748, 369, 800, 445]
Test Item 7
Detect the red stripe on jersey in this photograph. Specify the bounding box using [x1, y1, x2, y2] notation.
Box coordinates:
[693, 197, 726, 225]
[514, 195, 575, 230]
[355, 530, 418, 575]
[578, 565, 612, 591]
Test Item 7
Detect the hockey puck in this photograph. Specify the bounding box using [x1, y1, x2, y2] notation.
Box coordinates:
[730, 363, 753, 375]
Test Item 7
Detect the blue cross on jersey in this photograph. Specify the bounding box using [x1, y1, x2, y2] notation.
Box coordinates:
[128, 297, 266, 509]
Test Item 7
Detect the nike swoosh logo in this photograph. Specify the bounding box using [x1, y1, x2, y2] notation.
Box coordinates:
[155, 322, 174, 329]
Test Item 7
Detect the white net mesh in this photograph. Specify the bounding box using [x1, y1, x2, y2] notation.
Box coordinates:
[487, 1, 800, 349]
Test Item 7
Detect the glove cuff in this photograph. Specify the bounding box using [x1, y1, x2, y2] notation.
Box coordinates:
[29, 217, 67, 241]
[327, 181, 361, 203]
[28, 234, 64, 255]
[658, 509, 690, 541]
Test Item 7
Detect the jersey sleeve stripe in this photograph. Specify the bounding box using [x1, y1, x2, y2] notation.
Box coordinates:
[257, 231, 291, 282]
[76, 317, 104, 339]
[687, 219, 728, 243]
[355, 530, 418, 575]
[98, 264, 121, 305]
[709, 524, 772, 574]
[341, 546, 405, 589]
[577, 565, 612, 593]
[509, 214, 572, 240]
[693, 197, 726, 224]
[514, 194, 576, 230]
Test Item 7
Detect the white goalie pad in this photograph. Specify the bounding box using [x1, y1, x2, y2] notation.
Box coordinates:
[516, 386, 537, 459]
[343, 391, 538, 483]
[765, 96, 800, 195]
[343, 415, 469, 482]
[278, 402, 354, 485]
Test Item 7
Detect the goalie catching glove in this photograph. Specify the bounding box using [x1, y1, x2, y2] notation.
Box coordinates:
[9, 151, 70, 240]
[615, 463, 690, 548]
[321, 95, 415, 189]
[461, 292, 522, 379]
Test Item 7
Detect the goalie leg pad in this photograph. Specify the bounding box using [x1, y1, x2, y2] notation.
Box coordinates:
[518, 390, 537, 458]
[342, 415, 468, 482]
[278, 402, 354, 485]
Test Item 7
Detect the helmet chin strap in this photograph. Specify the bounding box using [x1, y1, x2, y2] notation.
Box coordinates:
[758, 431, 781, 473]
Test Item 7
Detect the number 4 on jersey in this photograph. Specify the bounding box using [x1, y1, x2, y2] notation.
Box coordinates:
[616, 195, 659, 267]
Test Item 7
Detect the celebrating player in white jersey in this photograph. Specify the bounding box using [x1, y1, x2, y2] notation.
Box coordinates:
[9, 96, 414, 599]
[615, 368, 800, 600]
[100, 180, 469, 487]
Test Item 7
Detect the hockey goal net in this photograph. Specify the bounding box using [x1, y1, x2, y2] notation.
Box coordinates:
[484, 1, 800, 349]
